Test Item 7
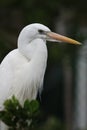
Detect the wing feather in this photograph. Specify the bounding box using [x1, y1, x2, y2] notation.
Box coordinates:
[0, 49, 29, 109]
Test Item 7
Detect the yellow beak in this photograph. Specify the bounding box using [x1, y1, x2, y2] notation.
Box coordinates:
[47, 32, 81, 45]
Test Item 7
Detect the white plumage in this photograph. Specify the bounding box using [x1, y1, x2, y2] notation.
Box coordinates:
[0, 24, 49, 108]
[0, 23, 80, 130]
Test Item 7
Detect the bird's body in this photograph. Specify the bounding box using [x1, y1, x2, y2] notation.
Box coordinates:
[0, 23, 80, 130]
[0, 39, 47, 108]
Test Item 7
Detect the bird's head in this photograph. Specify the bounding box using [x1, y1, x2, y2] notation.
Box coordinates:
[18, 23, 81, 45]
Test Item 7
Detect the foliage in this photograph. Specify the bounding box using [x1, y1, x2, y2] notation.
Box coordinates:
[0, 96, 40, 130]
[0, 96, 65, 130]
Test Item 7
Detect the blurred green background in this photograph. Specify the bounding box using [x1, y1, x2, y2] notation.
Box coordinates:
[0, 0, 87, 129]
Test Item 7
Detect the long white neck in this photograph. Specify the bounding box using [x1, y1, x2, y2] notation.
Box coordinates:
[31, 39, 48, 76]
[18, 38, 48, 79]
[18, 38, 48, 98]
[18, 38, 47, 61]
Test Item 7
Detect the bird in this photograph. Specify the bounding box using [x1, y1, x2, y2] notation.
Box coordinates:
[0, 23, 80, 130]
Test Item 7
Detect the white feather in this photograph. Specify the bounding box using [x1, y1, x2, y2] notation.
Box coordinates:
[0, 39, 47, 107]
[0, 23, 50, 130]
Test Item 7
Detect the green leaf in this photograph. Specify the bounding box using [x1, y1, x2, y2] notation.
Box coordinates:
[29, 100, 39, 113]
[24, 99, 30, 110]
[24, 100, 39, 114]
[11, 95, 20, 106]
[0, 111, 15, 126]
[3, 96, 21, 114]
[0, 96, 40, 129]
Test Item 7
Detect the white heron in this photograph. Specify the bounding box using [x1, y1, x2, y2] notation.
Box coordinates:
[0, 23, 80, 129]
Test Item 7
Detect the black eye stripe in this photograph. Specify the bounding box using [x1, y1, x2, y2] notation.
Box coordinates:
[38, 29, 44, 34]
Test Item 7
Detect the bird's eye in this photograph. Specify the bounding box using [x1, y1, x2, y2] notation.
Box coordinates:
[38, 29, 44, 34]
